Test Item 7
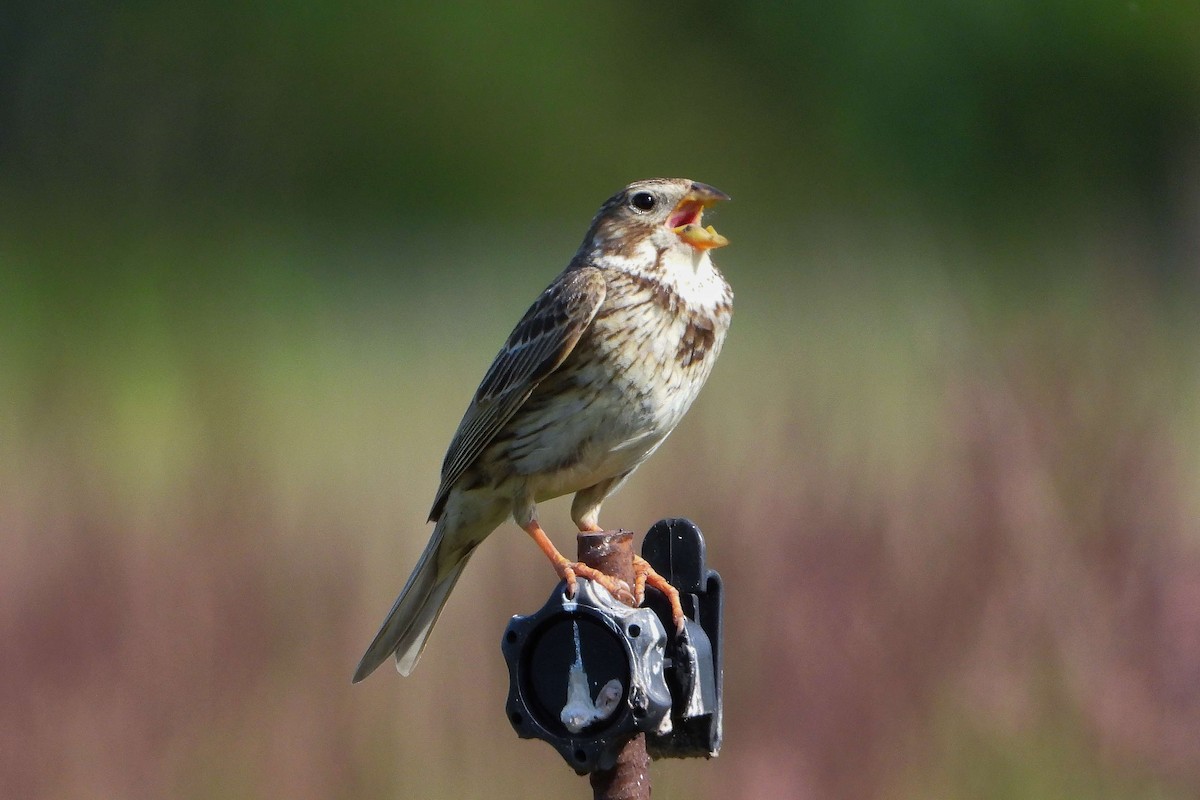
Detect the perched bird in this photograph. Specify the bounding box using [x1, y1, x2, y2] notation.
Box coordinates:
[353, 178, 733, 682]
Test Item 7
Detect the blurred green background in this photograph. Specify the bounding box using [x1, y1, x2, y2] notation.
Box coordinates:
[4, 2, 1200, 798]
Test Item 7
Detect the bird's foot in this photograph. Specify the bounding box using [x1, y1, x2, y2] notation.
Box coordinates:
[633, 554, 686, 633]
[523, 519, 636, 604]
[556, 560, 636, 606]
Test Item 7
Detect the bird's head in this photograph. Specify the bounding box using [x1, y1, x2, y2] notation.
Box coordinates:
[583, 178, 730, 261]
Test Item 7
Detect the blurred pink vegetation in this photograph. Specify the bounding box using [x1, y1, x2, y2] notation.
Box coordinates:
[2, 278, 1198, 800]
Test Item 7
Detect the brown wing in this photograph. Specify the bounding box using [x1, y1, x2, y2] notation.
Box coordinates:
[428, 266, 606, 520]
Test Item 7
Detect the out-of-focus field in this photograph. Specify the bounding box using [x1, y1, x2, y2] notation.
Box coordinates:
[4, 2, 1200, 796]
[3, 213, 1198, 799]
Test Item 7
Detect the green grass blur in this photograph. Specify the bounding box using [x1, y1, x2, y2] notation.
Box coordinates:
[3, 3, 1200, 798]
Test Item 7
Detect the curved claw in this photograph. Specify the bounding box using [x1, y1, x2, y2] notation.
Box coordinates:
[633, 554, 686, 632]
[563, 561, 635, 606]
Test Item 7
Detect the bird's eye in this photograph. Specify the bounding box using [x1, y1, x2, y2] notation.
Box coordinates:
[629, 191, 656, 212]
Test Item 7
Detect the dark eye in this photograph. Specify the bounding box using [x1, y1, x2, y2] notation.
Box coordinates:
[629, 191, 656, 212]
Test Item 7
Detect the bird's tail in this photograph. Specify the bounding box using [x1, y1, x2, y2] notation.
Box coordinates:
[352, 520, 471, 682]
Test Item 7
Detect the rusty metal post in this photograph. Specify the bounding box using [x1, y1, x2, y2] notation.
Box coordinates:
[577, 530, 651, 800]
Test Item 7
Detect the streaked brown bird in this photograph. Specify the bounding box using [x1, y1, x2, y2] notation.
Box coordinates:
[353, 178, 733, 682]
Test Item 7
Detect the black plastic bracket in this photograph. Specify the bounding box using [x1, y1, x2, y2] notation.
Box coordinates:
[641, 518, 724, 759]
[500, 518, 723, 773]
[501, 577, 672, 774]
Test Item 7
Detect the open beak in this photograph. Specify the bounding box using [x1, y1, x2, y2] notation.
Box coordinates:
[669, 182, 730, 251]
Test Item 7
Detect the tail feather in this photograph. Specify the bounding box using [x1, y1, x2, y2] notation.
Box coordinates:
[352, 522, 471, 682]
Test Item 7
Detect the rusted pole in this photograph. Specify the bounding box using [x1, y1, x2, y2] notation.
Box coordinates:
[577, 531, 651, 800]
